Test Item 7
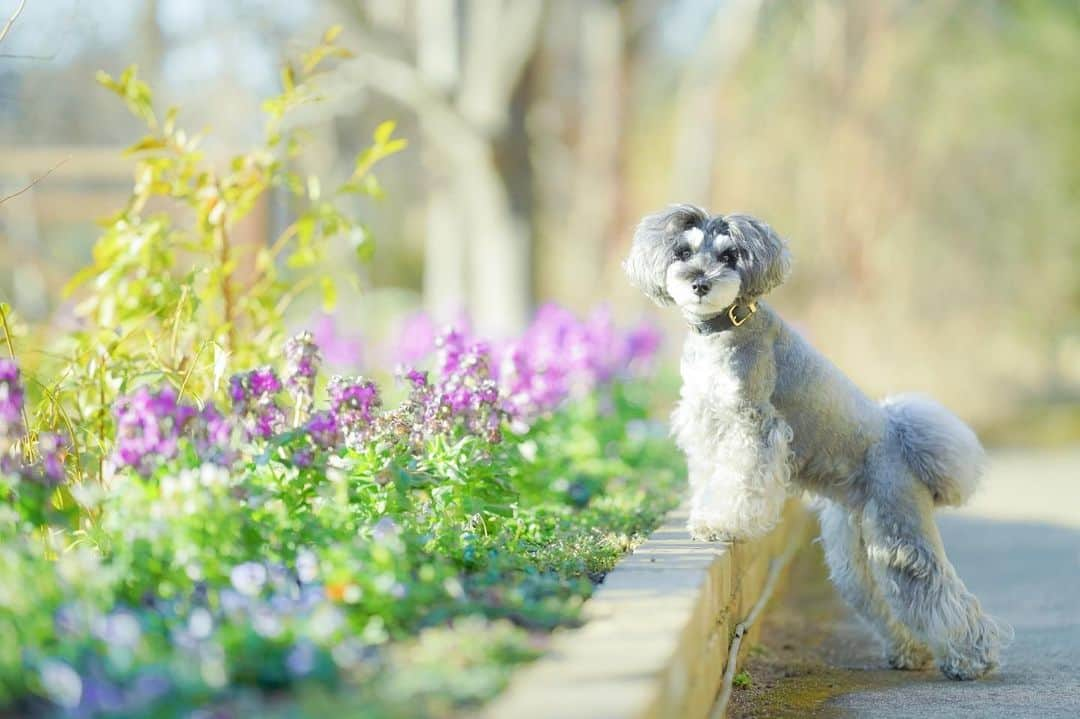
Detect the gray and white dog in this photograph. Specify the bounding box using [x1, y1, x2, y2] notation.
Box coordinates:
[624, 204, 1004, 680]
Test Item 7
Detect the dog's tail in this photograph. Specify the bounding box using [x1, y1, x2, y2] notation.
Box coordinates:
[881, 394, 985, 507]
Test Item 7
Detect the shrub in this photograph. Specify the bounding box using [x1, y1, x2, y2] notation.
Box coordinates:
[0, 311, 681, 717]
[0, 31, 681, 718]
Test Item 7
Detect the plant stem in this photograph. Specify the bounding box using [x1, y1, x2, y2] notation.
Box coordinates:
[0, 303, 32, 449]
[97, 362, 105, 484]
[31, 377, 84, 485]
[217, 212, 237, 359]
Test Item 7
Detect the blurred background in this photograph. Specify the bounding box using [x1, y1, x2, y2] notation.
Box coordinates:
[0, 0, 1077, 444]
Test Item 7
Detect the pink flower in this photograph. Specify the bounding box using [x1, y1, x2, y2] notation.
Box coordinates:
[311, 314, 364, 367]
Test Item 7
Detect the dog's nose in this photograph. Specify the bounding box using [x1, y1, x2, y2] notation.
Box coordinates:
[691, 279, 710, 297]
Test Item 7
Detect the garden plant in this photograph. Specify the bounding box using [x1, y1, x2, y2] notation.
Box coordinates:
[0, 32, 684, 719]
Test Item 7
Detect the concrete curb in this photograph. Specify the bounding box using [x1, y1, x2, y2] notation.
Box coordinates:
[483, 500, 814, 719]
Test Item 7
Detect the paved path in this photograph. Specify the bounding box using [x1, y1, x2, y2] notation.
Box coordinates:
[729, 448, 1080, 719]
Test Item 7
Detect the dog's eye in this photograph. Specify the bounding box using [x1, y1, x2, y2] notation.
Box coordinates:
[676, 248, 692, 261]
[718, 249, 737, 266]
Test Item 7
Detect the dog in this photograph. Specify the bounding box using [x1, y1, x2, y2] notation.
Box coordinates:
[624, 204, 1004, 680]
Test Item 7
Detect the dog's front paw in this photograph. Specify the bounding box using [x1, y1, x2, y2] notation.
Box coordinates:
[937, 617, 1002, 680]
[886, 640, 933, 671]
[939, 648, 997, 681]
[687, 516, 739, 543]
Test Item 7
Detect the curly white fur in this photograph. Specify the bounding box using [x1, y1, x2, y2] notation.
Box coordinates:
[625, 204, 1006, 681]
[672, 336, 792, 541]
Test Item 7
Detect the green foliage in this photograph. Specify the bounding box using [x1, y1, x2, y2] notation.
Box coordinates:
[0, 381, 683, 717]
[30, 32, 404, 484]
[733, 670, 753, 689]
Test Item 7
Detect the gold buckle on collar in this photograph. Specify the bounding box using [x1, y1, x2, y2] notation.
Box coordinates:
[728, 301, 758, 327]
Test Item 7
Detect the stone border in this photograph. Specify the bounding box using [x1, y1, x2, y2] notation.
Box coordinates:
[482, 500, 813, 719]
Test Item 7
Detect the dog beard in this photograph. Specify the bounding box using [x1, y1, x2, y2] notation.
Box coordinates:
[665, 265, 740, 318]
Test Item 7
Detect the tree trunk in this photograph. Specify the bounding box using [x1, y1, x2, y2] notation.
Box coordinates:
[669, 0, 766, 206]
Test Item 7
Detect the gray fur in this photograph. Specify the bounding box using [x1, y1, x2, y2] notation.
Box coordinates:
[626, 204, 1005, 681]
[624, 204, 708, 305]
[723, 213, 793, 300]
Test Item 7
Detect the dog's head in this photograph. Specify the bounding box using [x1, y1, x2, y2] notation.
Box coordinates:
[623, 205, 791, 319]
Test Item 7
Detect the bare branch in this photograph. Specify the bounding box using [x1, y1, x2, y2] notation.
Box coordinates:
[0, 156, 68, 206]
[0, 51, 56, 61]
[0, 0, 28, 45]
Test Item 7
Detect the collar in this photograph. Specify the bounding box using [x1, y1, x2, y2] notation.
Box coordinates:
[690, 300, 758, 335]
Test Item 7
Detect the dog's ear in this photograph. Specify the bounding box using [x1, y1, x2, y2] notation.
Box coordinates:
[724, 214, 792, 299]
[624, 204, 708, 306]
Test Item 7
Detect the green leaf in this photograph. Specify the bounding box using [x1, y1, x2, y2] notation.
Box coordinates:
[382, 138, 408, 155]
[350, 226, 374, 262]
[62, 266, 100, 298]
[287, 246, 317, 269]
[163, 107, 179, 136]
[124, 135, 168, 155]
[360, 174, 383, 199]
[306, 175, 321, 201]
[320, 276, 337, 312]
[323, 25, 343, 44]
[295, 213, 316, 247]
[96, 70, 119, 92]
[281, 63, 296, 93]
[213, 343, 229, 394]
[373, 120, 396, 146]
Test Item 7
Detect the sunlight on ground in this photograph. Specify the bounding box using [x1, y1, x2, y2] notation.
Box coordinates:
[945, 448, 1080, 529]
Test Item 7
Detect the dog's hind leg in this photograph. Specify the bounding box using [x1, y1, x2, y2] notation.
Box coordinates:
[817, 499, 933, 669]
[861, 475, 1003, 680]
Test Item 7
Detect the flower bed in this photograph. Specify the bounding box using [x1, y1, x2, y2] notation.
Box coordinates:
[0, 307, 683, 718]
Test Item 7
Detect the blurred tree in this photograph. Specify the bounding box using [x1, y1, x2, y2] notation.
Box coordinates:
[669, 0, 765, 206]
[331, 0, 544, 335]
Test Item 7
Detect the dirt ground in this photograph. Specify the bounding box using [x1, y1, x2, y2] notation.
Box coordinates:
[725, 540, 939, 719]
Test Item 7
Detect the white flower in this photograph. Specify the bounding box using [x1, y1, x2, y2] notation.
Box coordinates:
[189, 608, 213, 640]
[308, 604, 344, 641]
[518, 440, 538, 462]
[199, 463, 229, 488]
[39, 659, 82, 709]
[229, 562, 267, 596]
[93, 610, 141, 649]
[296, 550, 319, 584]
[372, 516, 399, 541]
[286, 642, 316, 677]
[252, 607, 284, 639]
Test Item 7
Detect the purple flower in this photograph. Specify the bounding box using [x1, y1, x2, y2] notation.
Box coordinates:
[0, 358, 24, 443]
[404, 327, 505, 442]
[625, 321, 662, 365]
[37, 432, 67, 485]
[492, 304, 658, 423]
[284, 331, 322, 422]
[402, 368, 428, 390]
[328, 376, 380, 450]
[229, 367, 286, 441]
[112, 386, 196, 473]
[393, 312, 437, 365]
[304, 410, 340, 451]
[228, 376, 246, 405]
[312, 313, 363, 367]
[190, 404, 234, 463]
[249, 368, 282, 396]
[292, 448, 314, 468]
